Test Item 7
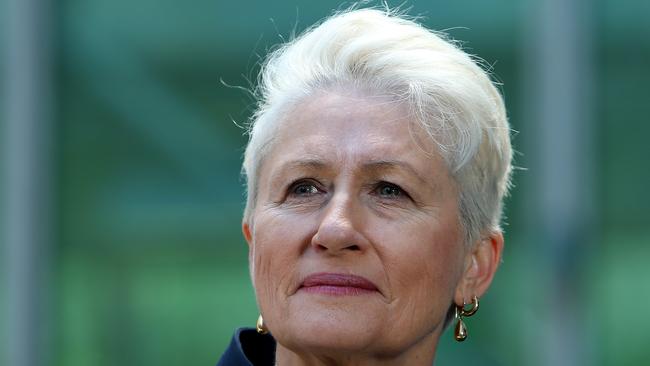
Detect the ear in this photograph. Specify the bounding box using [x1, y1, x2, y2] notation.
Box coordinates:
[454, 231, 504, 304]
[242, 221, 253, 247]
[243, 221, 258, 286]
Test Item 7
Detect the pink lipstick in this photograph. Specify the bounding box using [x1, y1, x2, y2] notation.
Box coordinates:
[299, 273, 378, 296]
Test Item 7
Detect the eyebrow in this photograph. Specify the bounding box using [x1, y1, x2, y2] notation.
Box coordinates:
[270, 158, 330, 184]
[360, 159, 430, 186]
[271, 158, 431, 186]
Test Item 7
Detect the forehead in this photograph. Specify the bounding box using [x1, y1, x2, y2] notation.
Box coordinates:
[276, 91, 432, 158]
[259, 89, 448, 182]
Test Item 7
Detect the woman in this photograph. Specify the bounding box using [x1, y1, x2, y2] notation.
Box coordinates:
[218, 6, 512, 366]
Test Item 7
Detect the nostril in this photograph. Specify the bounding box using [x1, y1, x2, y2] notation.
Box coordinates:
[314, 243, 361, 252]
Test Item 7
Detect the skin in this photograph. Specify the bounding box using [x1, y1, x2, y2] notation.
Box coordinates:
[243, 88, 504, 366]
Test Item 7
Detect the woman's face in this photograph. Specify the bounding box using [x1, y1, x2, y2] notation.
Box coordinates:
[245, 90, 470, 359]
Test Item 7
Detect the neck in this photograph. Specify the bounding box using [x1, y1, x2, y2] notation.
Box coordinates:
[274, 332, 439, 366]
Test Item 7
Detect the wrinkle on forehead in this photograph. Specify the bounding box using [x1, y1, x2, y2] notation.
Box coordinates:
[257, 88, 456, 200]
[270, 156, 436, 190]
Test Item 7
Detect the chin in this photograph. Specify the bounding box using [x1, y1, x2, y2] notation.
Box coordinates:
[277, 310, 382, 353]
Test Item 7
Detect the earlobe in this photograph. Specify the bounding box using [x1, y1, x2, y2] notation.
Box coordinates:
[243, 221, 256, 283]
[455, 231, 504, 304]
[242, 222, 253, 247]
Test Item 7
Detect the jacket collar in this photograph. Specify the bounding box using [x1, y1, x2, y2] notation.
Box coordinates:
[217, 328, 276, 366]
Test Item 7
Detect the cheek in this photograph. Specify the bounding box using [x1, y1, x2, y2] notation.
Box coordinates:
[250, 212, 312, 315]
[389, 233, 459, 297]
[379, 219, 464, 329]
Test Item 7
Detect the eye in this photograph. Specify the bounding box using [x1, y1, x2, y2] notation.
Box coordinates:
[375, 182, 406, 199]
[288, 179, 323, 197]
[293, 183, 319, 196]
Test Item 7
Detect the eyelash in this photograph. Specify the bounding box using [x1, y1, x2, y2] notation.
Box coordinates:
[286, 179, 410, 201]
[288, 179, 323, 197]
[372, 181, 410, 200]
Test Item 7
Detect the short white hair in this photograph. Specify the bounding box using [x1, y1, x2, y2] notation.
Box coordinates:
[241, 7, 513, 244]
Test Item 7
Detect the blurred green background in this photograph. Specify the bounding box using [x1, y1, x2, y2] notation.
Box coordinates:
[2, 0, 649, 365]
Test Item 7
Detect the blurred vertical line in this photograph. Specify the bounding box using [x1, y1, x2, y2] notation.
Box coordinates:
[522, 0, 595, 365]
[3, 0, 53, 364]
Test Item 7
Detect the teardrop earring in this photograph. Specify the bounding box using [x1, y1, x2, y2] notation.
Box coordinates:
[256, 314, 268, 335]
[453, 296, 479, 342]
[454, 306, 468, 341]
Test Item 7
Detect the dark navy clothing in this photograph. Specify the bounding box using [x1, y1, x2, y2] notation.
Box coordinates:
[217, 328, 276, 366]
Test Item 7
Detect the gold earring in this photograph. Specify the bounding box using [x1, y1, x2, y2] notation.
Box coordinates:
[454, 296, 479, 342]
[256, 314, 268, 335]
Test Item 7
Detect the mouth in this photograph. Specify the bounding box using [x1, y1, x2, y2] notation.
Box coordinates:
[298, 272, 379, 296]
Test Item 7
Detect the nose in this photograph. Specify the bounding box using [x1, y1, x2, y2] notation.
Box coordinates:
[310, 193, 369, 254]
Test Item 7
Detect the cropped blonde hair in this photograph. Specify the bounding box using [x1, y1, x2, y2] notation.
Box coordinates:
[242, 7, 512, 244]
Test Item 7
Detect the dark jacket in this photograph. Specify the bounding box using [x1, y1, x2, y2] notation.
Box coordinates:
[216, 328, 276, 366]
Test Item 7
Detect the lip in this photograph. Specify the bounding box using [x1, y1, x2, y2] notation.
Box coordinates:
[299, 272, 379, 296]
